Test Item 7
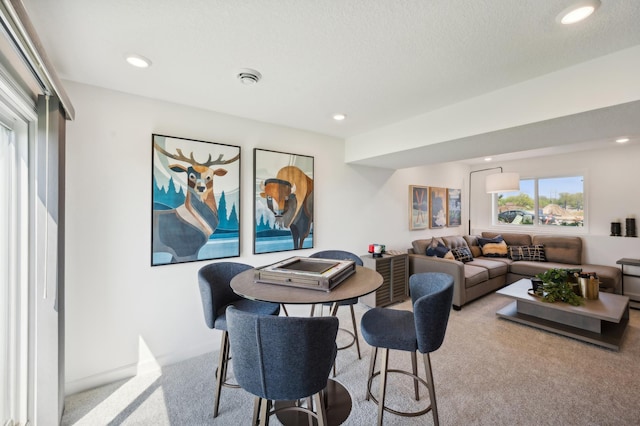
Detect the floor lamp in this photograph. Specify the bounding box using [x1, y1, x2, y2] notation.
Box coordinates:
[468, 167, 520, 234]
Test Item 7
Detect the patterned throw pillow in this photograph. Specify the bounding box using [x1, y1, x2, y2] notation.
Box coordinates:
[508, 245, 547, 262]
[477, 235, 508, 257]
[450, 246, 474, 263]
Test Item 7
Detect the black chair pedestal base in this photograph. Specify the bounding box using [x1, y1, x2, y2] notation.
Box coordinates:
[273, 379, 352, 426]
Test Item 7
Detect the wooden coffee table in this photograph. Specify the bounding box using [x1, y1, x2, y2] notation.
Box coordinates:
[496, 278, 630, 350]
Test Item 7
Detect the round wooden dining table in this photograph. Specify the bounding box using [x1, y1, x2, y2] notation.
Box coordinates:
[230, 264, 383, 425]
[231, 265, 383, 306]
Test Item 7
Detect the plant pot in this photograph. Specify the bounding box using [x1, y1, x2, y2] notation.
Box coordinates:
[530, 277, 543, 293]
[579, 277, 599, 300]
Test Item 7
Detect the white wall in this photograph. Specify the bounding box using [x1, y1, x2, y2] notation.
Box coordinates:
[470, 144, 640, 266]
[63, 82, 469, 394]
[64, 81, 640, 395]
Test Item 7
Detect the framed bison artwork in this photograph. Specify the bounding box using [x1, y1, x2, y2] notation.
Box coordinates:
[253, 148, 314, 254]
[151, 134, 241, 266]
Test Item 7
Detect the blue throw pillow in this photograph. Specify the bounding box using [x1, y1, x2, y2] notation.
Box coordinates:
[427, 241, 450, 258]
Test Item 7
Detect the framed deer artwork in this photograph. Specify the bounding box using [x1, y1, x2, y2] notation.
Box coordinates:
[151, 134, 241, 266]
[409, 185, 429, 230]
[253, 148, 314, 254]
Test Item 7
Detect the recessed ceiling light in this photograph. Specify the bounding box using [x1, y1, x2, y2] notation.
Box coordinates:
[616, 138, 630, 143]
[557, 0, 600, 25]
[484, 157, 492, 162]
[125, 54, 152, 68]
[237, 68, 262, 85]
[333, 113, 346, 121]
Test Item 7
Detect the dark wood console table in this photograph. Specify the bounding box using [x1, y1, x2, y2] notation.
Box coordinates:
[616, 258, 640, 309]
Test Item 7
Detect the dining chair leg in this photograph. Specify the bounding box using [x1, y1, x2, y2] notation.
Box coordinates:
[366, 346, 378, 401]
[411, 351, 419, 400]
[423, 352, 439, 426]
[377, 348, 389, 426]
[306, 396, 314, 426]
[349, 305, 361, 359]
[213, 331, 229, 417]
[281, 304, 289, 316]
[252, 396, 262, 425]
[314, 392, 328, 426]
[258, 398, 271, 426]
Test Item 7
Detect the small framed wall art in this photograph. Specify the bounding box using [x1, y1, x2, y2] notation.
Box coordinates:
[429, 186, 447, 228]
[253, 148, 314, 254]
[447, 188, 462, 227]
[151, 134, 241, 266]
[409, 185, 429, 230]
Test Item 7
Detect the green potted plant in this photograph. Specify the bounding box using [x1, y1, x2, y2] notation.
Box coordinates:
[534, 268, 583, 306]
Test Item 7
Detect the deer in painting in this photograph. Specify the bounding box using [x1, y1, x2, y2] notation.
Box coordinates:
[260, 165, 314, 249]
[153, 143, 239, 263]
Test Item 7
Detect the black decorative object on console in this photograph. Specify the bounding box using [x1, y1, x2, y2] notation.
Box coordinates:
[611, 222, 622, 237]
[626, 218, 637, 237]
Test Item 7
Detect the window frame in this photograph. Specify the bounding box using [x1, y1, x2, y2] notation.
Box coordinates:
[492, 172, 588, 234]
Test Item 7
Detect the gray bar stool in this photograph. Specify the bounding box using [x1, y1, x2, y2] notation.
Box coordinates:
[226, 306, 339, 425]
[197, 262, 280, 418]
[360, 272, 454, 425]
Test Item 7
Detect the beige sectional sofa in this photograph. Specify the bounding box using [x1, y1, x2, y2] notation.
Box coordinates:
[408, 232, 621, 310]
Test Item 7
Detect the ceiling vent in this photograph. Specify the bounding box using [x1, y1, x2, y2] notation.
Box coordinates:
[237, 69, 262, 85]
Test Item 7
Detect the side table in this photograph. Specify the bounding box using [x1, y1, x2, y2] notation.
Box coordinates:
[360, 253, 409, 307]
[616, 258, 640, 309]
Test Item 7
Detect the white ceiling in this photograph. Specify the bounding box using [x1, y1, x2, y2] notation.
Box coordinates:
[21, 0, 640, 166]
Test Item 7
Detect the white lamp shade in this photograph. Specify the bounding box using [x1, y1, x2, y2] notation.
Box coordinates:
[485, 172, 520, 193]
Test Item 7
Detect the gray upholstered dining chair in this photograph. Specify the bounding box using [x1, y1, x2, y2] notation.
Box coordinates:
[226, 306, 339, 425]
[360, 272, 454, 426]
[309, 250, 363, 365]
[197, 262, 280, 418]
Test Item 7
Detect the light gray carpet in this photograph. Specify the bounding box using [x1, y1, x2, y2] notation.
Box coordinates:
[61, 294, 640, 425]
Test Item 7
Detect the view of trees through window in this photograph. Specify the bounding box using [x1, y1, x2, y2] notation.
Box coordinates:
[496, 176, 584, 227]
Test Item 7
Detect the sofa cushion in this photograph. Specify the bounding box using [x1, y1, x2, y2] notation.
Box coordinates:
[532, 235, 582, 264]
[478, 235, 508, 257]
[463, 235, 483, 258]
[579, 264, 620, 293]
[463, 264, 489, 288]
[509, 261, 578, 278]
[468, 258, 509, 278]
[451, 246, 473, 263]
[442, 235, 469, 250]
[482, 232, 532, 246]
[508, 245, 547, 262]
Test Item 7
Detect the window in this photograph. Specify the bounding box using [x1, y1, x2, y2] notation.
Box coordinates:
[495, 175, 584, 228]
[0, 67, 35, 426]
[1, 111, 30, 426]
